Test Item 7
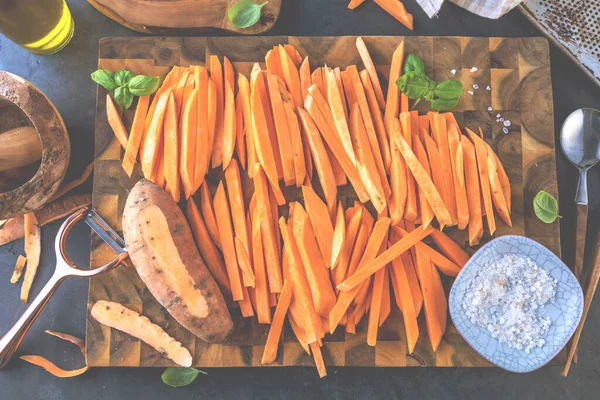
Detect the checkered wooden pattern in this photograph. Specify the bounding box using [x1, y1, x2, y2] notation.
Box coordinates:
[87, 36, 562, 367]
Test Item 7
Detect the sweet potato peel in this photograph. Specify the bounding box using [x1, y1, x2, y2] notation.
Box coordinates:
[20, 330, 88, 378]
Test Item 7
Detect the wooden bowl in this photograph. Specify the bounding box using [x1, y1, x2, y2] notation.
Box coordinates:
[0, 71, 70, 219]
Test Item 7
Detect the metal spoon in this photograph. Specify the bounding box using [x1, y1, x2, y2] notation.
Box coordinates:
[560, 108, 600, 366]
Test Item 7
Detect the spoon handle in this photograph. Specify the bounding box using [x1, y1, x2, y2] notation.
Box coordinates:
[575, 169, 588, 204]
[563, 227, 600, 376]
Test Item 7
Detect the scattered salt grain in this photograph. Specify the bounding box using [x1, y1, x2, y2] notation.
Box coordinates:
[451, 69, 457, 75]
[503, 127, 509, 134]
[473, 84, 479, 89]
[488, 107, 493, 111]
[468, 90, 474, 95]
[470, 67, 478, 73]
[462, 254, 557, 353]
[499, 117, 504, 122]
[504, 120, 511, 127]
[496, 113, 501, 118]
[486, 86, 491, 91]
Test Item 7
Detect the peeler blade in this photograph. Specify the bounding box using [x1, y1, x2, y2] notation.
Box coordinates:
[84, 209, 127, 255]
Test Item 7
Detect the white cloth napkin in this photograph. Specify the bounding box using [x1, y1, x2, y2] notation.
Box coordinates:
[416, 0, 523, 19]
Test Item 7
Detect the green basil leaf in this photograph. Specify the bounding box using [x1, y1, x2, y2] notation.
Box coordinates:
[128, 75, 160, 96]
[396, 72, 434, 100]
[161, 367, 207, 388]
[228, 0, 268, 29]
[433, 80, 463, 99]
[404, 54, 425, 74]
[431, 97, 459, 111]
[114, 70, 134, 87]
[114, 86, 134, 109]
[91, 69, 118, 92]
[533, 190, 560, 223]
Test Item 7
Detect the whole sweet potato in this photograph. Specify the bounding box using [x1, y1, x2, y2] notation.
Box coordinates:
[122, 179, 233, 343]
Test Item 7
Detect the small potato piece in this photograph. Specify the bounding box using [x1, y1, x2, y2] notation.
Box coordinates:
[91, 301, 192, 367]
[122, 179, 233, 343]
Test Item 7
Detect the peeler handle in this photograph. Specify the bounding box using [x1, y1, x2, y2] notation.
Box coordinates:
[0, 268, 67, 369]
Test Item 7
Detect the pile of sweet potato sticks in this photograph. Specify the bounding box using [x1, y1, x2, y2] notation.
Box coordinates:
[348, 0, 413, 31]
[107, 37, 512, 377]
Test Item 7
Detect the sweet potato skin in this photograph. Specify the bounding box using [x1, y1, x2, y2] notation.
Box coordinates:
[122, 179, 233, 343]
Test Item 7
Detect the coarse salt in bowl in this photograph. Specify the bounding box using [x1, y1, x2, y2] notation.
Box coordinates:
[449, 235, 583, 373]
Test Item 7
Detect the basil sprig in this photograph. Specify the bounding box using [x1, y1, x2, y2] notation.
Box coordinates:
[91, 69, 159, 109]
[533, 190, 561, 224]
[396, 54, 463, 111]
[161, 367, 207, 388]
[228, 0, 268, 29]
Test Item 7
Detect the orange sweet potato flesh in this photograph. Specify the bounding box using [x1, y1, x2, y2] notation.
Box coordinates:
[122, 179, 233, 343]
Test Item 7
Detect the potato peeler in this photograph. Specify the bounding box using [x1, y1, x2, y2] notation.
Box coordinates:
[0, 207, 129, 369]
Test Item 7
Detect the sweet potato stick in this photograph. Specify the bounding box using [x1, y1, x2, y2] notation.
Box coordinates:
[349, 104, 386, 213]
[328, 217, 389, 333]
[431, 229, 470, 267]
[419, 115, 430, 138]
[394, 132, 453, 226]
[461, 136, 484, 245]
[278, 45, 303, 108]
[379, 266, 391, 326]
[413, 246, 444, 351]
[210, 56, 225, 168]
[389, 252, 419, 353]
[341, 70, 358, 110]
[105, 94, 128, 148]
[355, 37, 385, 109]
[235, 237, 256, 288]
[388, 119, 407, 223]
[367, 266, 385, 346]
[356, 68, 392, 173]
[10, 255, 27, 284]
[222, 82, 237, 169]
[485, 142, 512, 226]
[282, 94, 306, 187]
[327, 70, 357, 166]
[254, 168, 283, 292]
[384, 40, 405, 134]
[122, 96, 150, 177]
[251, 207, 271, 324]
[423, 133, 447, 228]
[20, 212, 40, 303]
[297, 108, 337, 210]
[251, 68, 285, 202]
[299, 56, 312, 99]
[265, 48, 282, 77]
[400, 93, 409, 112]
[310, 342, 327, 378]
[348, 0, 366, 10]
[186, 200, 231, 293]
[399, 112, 418, 221]
[352, 77, 391, 197]
[311, 68, 325, 96]
[193, 67, 210, 190]
[213, 182, 244, 301]
[333, 67, 348, 119]
[431, 114, 458, 225]
[141, 88, 172, 179]
[332, 207, 364, 289]
[266, 72, 295, 186]
[163, 93, 180, 202]
[261, 281, 292, 364]
[280, 217, 322, 343]
[373, 0, 414, 30]
[331, 202, 346, 268]
[225, 159, 251, 255]
[305, 93, 370, 202]
[302, 186, 335, 267]
[238, 74, 258, 177]
[235, 91, 247, 169]
[412, 134, 434, 228]
[485, 141, 512, 213]
[338, 223, 433, 291]
[291, 203, 337, 317]
[91, 301, 192, 367]
[466, 128, 496, 234]
[179, 87, 199, 198]
[205, 79, 217, 173]
[446, 120, 469, 229]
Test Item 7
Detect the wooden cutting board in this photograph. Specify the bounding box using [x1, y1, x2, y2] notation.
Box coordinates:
[87, 0, 281, 35]
[87, 36, 562, 368]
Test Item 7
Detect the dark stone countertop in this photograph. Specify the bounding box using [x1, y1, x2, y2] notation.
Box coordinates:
[0, 0, 599, 399]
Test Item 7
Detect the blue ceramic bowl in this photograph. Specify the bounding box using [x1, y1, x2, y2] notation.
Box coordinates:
[449, 235, 583, 373]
